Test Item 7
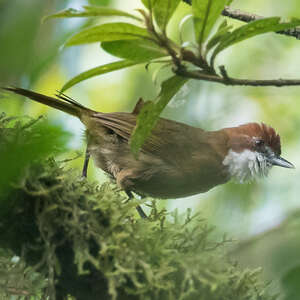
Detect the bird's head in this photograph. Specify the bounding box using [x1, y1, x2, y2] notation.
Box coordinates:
[222, 123, 294, 183]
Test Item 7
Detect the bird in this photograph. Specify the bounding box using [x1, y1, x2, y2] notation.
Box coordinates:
[2, 87, 294, 203]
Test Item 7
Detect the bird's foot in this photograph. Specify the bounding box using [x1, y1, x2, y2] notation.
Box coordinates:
[126, 190, 147, 219]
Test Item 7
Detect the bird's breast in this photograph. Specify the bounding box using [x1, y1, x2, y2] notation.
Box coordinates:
[128, 151, 230, 199]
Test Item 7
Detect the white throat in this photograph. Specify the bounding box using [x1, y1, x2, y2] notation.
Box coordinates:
[223, 149, 272, 183]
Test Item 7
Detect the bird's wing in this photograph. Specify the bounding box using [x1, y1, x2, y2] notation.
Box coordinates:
[91, 112, 159, 152]
[91, 111, 203, 162]
[90, 98, 147, 142]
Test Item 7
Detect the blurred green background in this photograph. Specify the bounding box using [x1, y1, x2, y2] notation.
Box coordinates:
[1, 0, 300, 298]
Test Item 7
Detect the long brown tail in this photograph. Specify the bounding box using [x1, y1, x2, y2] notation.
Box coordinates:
[2, 87, 90, 118]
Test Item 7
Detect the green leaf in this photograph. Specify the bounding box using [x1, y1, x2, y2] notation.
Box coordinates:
[211, 17, 300, 65]
[153, 0, 181, 31]
[141, 0, 157, 9]
[205, 20, 232, 53]
[61, 59, 149, 92]
[66, 23, 151, 46]
[141, 0, 148, 9]
[130, 75, 188, 156]
[44, 6, 142, 22]
[141, 0, 180, 30]
[101, 39, 167, 60]
[192, 0, 229, 47]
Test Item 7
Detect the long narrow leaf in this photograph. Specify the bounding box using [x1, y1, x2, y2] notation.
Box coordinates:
[130, 76, 188, 156]
[205, 20, 232, 54]
[66, 23, 151, 46]
[153, 0, 181, 31]
[141, 0, 179, 30]
[192, 0, 229, 46]
[101, 39, 167, 60]
[44, 6, 142, 22]
[211, 17, 300, 65]
[141, 0, 157, 9]
[61, 60, 148, 92]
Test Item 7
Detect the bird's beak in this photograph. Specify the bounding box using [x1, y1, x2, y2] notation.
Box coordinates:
[269, 156, 295, 169]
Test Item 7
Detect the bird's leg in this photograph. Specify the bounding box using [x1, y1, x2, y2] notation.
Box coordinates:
[117, 170, 147, 219]
[82, 150, 146, 218]
[82, 148, 90, 178]
[126, 191, 147, 219]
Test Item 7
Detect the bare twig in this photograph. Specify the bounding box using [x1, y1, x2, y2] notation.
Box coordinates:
[222, 6, 300, 40]
[221, 6, 263, 23]
[182, 0, 300, 39]
[175, 67, 300, 87]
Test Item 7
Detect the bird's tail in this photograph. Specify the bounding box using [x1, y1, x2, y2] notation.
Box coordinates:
[2, 87, 90, 118]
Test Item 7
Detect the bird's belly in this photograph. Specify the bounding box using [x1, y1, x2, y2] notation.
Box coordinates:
[130, 171, 227, 199]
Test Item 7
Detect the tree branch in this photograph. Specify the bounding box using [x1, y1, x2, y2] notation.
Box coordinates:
[146, 1, 300, 87]
[221, 6, 263, 23]
[222, 6, 300, 40]
[182, 0, 300, 40]
[175, 67, 300, 87]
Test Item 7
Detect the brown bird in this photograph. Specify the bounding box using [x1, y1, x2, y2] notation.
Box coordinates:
[2, 87, 294, 213]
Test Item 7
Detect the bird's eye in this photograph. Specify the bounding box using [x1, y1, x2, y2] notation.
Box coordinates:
[255, 139, 264, 147]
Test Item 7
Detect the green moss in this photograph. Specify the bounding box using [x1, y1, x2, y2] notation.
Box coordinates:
[0, 116, 277, 300]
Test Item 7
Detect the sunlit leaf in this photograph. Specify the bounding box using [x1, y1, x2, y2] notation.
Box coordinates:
[101, 39, 167, 60]
[205, 20, 232, 54]
[141, 0, 157, 9]
[130, 75, 188, 156]
[211, 17, 300, 65]
[44, 6, 142, 22]
[66, 22, 151, 46]
[153, 0, 181, 31]
[61, 59, 149, 92]
[192, 0, 229, 47]
[141, 0, 181, 31]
